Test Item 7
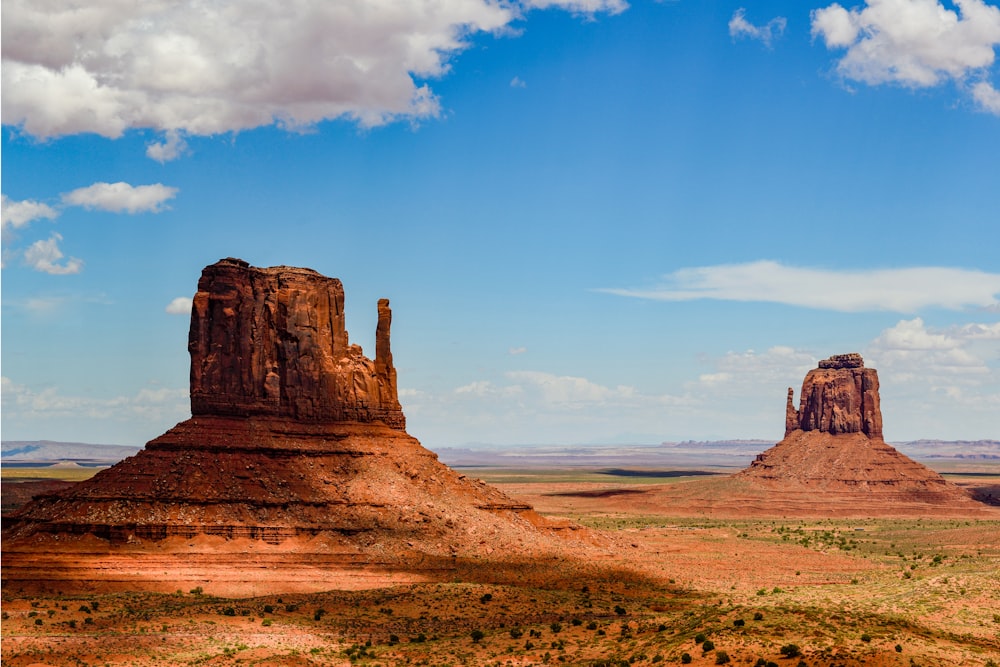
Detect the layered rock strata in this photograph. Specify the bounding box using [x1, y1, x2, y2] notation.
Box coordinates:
[2, 259, 580, 594]
[739, 354, 983, 511]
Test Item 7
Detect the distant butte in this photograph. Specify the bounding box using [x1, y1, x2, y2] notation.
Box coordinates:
[1, 259, 588, 595]
[736, 353, 992, 513]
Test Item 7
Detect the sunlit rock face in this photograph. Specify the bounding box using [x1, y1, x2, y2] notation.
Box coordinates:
[785, 353, 882, 439]
[2, 259, 581, 594]
[189, 258, 405, 429]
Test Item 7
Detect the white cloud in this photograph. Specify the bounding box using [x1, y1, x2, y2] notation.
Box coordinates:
[811, 0, 1000, 114]
[522, 0, 627, 15]
[146, 130, 189, 163]
[23, 233, 83, 275]
[1, 0, 625, 144]
[61, 182, 178, 213]
[1, 195, 59, 231]
[510, 76, 528, 88]
[729, 8, 787, 47]
[165, 296, 193, 315]
[868, 317, 996, 378]
[600, 261, 1000, 312]
[865, 317, 1000, 437]
[972, 79, 1000, 111]
[508, 346, 527, 355]
[1, 376, 188, 423]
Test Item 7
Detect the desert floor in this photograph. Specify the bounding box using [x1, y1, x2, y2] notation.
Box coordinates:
[2, 466, 999, 667]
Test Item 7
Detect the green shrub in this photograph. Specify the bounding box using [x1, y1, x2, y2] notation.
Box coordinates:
[780, 644, 800, 658]
[470, 629, 485, 643]
[860, 633, 872, 642]
[702, 640, 715, 652]
[509, 627, 523, 639]
[715, 651, 731, 664]
[695, 633, 707, 643]
[261, 619, 272, 627]
[680, 653, 692, 664]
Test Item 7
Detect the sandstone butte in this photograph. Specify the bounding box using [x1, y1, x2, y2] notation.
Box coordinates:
[520, 353, 999, 520]
[1, 259, 592, 596]
[731, 353, 995, 515]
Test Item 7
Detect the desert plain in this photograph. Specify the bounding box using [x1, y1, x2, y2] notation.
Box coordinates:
[3, 461, 1000, 667]
[3, 264, 998, 667]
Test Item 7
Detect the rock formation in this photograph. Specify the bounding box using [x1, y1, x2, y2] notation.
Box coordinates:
[785, 352, 881, 438]
[737, 354, 988, 514]
[189, 258, 405, 428]
[2, 259, 583, 594]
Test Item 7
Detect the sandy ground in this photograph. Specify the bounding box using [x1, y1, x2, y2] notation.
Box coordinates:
[3, 472, 1000, 666]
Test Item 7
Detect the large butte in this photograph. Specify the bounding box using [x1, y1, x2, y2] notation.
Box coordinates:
[1, 258, 590, 595]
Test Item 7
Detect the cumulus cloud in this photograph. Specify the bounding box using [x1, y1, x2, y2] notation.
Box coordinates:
[865, 317, 1000, 436]
[868, 317, 997, 378]
[1, 195, 58, 232]
[508, 346, 527, 355]
[61, 182, 178, 213]
[599, 261, 1000, 312]
[165, 296, 193, 315]
[510, 76, 528, 88]
[23, 233, 83, 275]
[973, 79, 1000, 111]
[146, 130, 189, 163]
[1, 0, 625, 145]
[811, 0, 1000, 114]
[729, 8, 787, 47]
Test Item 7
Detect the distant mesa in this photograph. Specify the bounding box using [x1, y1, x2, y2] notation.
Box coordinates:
[2, 258, 584, 595]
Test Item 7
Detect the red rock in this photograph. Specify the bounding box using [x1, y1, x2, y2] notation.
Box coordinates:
[786, 353, 882, 438]
[189, 258, 404, 428]
[1, 259, 587, 594]
[741, 354, 985, 511]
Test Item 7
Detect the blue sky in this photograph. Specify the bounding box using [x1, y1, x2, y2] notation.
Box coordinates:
[3, 0, 999, 447]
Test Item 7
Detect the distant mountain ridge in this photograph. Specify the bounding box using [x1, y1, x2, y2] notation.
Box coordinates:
[3, 439, 997, 468]
[1, 441, 141, 465]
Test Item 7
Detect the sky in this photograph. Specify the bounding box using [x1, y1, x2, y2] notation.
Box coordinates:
[2, 0, 999, 448]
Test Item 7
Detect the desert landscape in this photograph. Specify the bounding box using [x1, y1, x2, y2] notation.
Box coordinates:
[3, 260, 999, 667]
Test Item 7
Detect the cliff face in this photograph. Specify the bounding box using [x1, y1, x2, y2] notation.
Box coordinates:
[785, 353, 882, 438]
[189, 258, 404, 429]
